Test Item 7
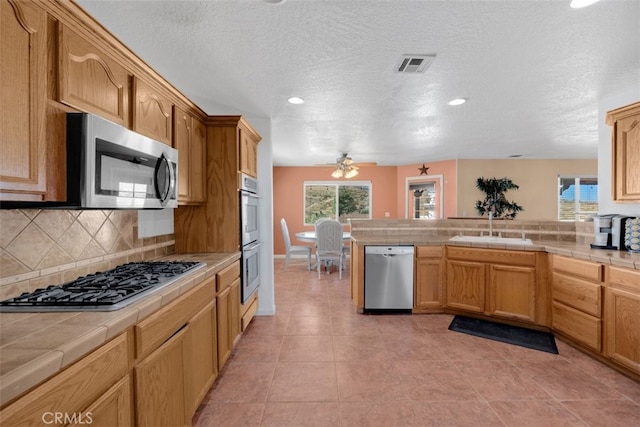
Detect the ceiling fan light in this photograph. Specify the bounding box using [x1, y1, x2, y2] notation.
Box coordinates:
[345, 168, 359, 179]
[331, 169, 344, 178]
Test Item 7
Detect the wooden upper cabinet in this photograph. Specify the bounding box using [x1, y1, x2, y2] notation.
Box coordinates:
[0, 0, 48, 199]
[59, 24, 130, 126]
[606, 102, 640, 202]
[133, 77, 172, 145]
[173, 106, 206, 204]
[239, 128, 259, 178]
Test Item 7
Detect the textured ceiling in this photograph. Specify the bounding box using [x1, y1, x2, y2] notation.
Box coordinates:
[77, 0, 640, 166]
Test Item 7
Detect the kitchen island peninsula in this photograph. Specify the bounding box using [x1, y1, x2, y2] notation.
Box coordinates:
[349, 219, 640, 380]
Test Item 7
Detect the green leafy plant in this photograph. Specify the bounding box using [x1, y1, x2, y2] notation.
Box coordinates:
[474, 177, 524, 219]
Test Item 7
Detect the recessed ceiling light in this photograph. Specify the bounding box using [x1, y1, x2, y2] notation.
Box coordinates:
[508, 154, 523, 158]
[288, 97, 305, 105]
[448, 98, 467, 106]
[570, 0, 600, 8]
[263, 0, 286, 5]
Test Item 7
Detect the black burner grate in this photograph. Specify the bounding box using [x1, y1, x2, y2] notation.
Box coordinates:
[0, 261, 203, 310]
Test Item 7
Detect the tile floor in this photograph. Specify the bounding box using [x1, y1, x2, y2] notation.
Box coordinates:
[193, 259, 640, 426]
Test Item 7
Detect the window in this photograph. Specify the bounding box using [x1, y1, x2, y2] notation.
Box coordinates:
[304, 181, 371, 225]
[558, 176, 598, 221]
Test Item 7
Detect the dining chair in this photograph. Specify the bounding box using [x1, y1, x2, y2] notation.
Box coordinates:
[314, 219, 345, 279]
[280, 218, 311, 270]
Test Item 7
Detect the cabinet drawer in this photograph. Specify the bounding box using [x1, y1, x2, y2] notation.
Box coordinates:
[447, 247, 536, 266]
[217, 261, 240, 292]
[607, 266, 640, 292]
[552, 301, 601, 351]
[135, 277, 215, 359]
[0, 333, 128, 425]
[552, 272, 602, 317]
[553, 255, 602, 282]
[416, 246, 443, 258]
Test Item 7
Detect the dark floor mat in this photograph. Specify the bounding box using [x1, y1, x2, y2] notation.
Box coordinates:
[448, 315, 559, 354]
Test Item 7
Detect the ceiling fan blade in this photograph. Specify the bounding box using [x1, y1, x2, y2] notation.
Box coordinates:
[352, 162, 377, 167]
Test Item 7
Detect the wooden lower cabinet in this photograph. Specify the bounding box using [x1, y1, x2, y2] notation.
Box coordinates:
[216, 261, 241, 370]
[446, 259, 486, 313]
[605, 266, 640, 374]
[183, 300, 217, 417]
[552, 301, 602, 351]
[551, 255, 603, 352]
[445, 247, 540, 324]
[72, 376, 132, 427]
[135, 328, 187, 427]
[414, 246, 445, 310]
[0, 333, 131, 426]
[487, 264, 536, 322]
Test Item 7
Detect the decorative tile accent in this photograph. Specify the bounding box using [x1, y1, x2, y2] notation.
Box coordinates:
[0, 210, 31, 249]
[6, 224, 54, 269]
[0, 209, 175, 301]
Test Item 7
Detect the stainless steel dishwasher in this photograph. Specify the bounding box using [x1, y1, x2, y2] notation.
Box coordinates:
[364, 246, 414, 312]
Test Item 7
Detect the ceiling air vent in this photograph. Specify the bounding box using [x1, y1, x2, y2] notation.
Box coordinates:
[395, 54, 436, 73]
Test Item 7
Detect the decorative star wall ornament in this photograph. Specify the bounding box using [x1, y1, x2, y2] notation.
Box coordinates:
[419, 164, 430, 175]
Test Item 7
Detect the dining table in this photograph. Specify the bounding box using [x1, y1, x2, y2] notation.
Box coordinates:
[294, 231, 352, 243]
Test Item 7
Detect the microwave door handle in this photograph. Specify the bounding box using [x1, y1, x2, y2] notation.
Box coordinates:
[156, 153, 175, 207]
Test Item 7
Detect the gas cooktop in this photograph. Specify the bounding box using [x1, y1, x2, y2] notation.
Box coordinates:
[0, 261, 205, 312]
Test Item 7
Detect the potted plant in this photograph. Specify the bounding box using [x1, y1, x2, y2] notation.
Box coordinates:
[474, 177, 524, 219]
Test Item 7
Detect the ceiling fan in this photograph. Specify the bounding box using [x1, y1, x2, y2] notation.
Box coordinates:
[316, 153, 377, 179]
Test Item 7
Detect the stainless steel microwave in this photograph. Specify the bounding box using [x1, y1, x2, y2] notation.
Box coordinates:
[1, 113, 178, 209]
[66, 113, 178, 209]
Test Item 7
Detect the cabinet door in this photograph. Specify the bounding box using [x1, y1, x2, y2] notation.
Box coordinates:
[239, 130, 258, 177]
[488, 264, 536, 322]
[415, 251, 444, 309]
[230, 277, 241, 344]
[173, 106, 192, 202]
[608, 102, 640, 202]
[0, 0, 48, 198]
[216, 286, 232, 370]
[135, 329, 187, 427]
[70, 376, 132, 427]
[191, 117, 207, 203]
[446, 260, 485, 313]
[605, 286, 640, 374]
[0, 333, 128, 426]
[59, 24, 129, 125]
[133, 77, 172, 145]
[173, 107, 206, 204]
[183, 300, 217, 420]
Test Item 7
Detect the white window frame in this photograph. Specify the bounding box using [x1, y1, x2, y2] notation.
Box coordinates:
[558, 175, 598, 221]
[303, 180, 372, 225]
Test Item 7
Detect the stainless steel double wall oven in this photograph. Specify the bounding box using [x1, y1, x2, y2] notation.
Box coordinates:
[239, 173, 261, 304]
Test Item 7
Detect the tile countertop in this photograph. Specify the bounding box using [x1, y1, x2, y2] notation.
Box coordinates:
[0, 252, 240, 408]
[350, 236, 640, 270]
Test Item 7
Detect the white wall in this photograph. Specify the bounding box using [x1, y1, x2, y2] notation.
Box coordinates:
[247, 116, 276, 316]
[598, 87, 640, 215]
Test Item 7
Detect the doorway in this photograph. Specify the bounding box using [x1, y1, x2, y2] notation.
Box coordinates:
[405, 175, 443, 219]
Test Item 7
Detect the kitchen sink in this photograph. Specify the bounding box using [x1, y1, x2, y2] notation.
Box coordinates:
[449, 235, 533, 245]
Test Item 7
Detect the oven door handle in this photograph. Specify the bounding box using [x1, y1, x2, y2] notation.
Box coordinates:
[244, 242, 262, 255]
[242, 192, 261, 199]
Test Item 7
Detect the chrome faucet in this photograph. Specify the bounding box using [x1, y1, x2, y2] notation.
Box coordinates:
[488, 211, 494, 237]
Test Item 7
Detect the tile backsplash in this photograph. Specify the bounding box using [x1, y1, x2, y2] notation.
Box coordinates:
[0, 210, 175, 300]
